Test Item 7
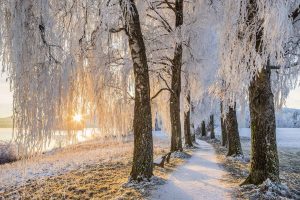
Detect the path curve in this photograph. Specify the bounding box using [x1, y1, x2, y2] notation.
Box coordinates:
[151, 140, 232, 200]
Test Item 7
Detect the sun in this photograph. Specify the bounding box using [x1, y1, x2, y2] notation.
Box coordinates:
[73, 114, 83, 122]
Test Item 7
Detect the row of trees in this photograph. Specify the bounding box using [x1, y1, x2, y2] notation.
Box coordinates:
[1, 0, 300, 185]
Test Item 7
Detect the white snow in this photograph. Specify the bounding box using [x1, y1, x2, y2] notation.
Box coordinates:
[151, 140, 232, 200]
[215, 128, 300, 149]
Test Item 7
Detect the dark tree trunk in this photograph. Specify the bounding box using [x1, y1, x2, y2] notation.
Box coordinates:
[244, 68, 279, 185]
[242, 0, 279, 185]
[225, 104, 243, 157]
[201, 121, 206, 137]
[191, 103, 196, 143]
[210, 115, 215, 139]
[220, 102, 227, 147]
[191, 123, 196, 143]
[170, 0, 183, 152]
[184, 92, 193, 147]
[119, 0, 153, 181]
[191, 129, 196, 143]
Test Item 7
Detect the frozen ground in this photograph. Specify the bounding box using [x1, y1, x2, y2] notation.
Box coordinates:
[151, 140, 232, 200]
[213, 128, 300, 199]
[0, 132, 169, 190]
[0, 131, 181, 199]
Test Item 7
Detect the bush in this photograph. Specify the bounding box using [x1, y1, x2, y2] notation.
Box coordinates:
[0, 142, 18, 164]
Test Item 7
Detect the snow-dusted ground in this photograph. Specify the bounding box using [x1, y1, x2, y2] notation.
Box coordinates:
[151, 140, 232, 200]
[0, 131, 169, 190]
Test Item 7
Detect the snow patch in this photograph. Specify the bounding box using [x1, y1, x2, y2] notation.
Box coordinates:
[227, 154, 249, 163]
[240, 179, 299, 200]
[170, 151, 191, 159]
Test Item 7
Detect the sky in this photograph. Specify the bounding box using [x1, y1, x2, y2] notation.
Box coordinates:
[0, 73, 300, 118]
[0, 73, 13, 118]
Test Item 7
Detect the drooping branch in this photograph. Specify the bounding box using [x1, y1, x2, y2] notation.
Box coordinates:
[151, 88, 171, 100]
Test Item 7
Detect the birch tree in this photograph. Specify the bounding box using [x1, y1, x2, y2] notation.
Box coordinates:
[118, 0, 154, 181]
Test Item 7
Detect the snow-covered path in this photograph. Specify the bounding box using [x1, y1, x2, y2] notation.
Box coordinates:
[151, 140, 232, 200]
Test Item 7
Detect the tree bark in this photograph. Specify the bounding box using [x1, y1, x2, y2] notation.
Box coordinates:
[119, 0, 153, 181]
[225, 104, 243, 157]
[210, 115, 215, 139]
[191, 123, 196, 143]
[244, 68, 279, 185]
[201, 121, 206, 137]
[242, 0, 280, 185]
[220, 102, 227, 147]
[184, 91, 193, 147]
[170, 0, 183, 152]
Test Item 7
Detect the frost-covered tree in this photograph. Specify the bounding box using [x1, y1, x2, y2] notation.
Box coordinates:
[220, 102, 227, 147]
[1, 0, 155, 181]
[209, 115, 215, 139]
[183, 75, 193, 147]
[0, 0, 73, 154]
[216, 0, 300, 185]
[118, 0, 153, 181]
[225, 104, 243, 157]
[145, 0, 185, 151]
[144, 0, 221, 151]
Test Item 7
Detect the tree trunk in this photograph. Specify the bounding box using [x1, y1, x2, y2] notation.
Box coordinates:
[220, 102, 227, 147]
[170, 0, 183, 152]
[191, 123, 196, 143]
[191, 103, 196, 143]
[244, 68, 279, 185]
[201, 121, 206, 137]
[119, 0, 153, 181]
[225, 104, 243, 157]
[184, 91, 193, 147]
[210, 115, 215, 139]
[242, 0, 279, 185]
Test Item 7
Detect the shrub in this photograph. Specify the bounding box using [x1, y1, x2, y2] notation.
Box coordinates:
[0, 142, 18, 164]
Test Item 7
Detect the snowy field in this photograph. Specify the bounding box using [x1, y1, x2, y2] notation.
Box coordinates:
[239, 128, 299, 148]
[215, 128, 300, 149]
[0, 128, 12, 142]
[216, 128, 300, 174]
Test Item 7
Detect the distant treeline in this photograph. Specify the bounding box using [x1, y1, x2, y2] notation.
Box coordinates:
[0, 117, 13, 128]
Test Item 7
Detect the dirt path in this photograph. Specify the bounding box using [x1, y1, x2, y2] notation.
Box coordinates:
[151, 140, 232, 200]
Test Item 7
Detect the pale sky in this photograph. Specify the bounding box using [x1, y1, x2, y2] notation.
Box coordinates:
[0, 73, 299, 118]
[286, 87, 300, 109]
[0, 73, 13, 118]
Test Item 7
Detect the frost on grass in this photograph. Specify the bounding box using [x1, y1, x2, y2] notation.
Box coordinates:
[170, 151, 191, 159]
[0, 133, 179, 199]
[227, 154, 250, 163]
[240, 179, 299, 200]
[121, 176, 166, 198]
[206, 137, 300, 200]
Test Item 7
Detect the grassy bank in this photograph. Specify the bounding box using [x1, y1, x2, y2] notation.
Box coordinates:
[0, 133, 191, 199]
